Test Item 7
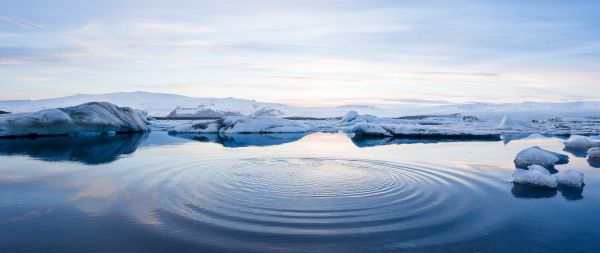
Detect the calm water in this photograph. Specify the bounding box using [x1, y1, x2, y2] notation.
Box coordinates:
[0, 132, 599, 252]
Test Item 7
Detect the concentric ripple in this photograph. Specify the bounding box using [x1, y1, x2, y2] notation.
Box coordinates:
[125, 157, 509, 251]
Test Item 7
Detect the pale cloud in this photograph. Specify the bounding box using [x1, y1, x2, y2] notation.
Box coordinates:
[15, 76, 51, 82]
[0, 1, 599, 104]
[134, 21, 210, 34]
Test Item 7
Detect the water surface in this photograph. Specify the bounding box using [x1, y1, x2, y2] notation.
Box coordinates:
[0, 132, 598, 252]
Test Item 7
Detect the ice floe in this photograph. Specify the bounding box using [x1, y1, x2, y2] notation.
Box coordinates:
[352, 123, 391, 137]
[0, 102, 149, 137]
[170, 116, 310, 134]
[563, 135, 597, 149]
[588, 147, 600, 161]
[512, 167, 558, 188]
[556, 169, 585, 188]
[514, 146, 569, 168]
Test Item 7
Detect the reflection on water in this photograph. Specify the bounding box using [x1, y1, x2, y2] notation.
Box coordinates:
[168, 132, 306, 147]
[351, 136, 501, 148]
[0, 133, 147, 164]
[0, 132, 598, 252]
[511, 184, 583, 201]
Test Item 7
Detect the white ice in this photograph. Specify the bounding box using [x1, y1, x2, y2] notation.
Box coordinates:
[170, 116, 309, 134]
[341, 111, 359, 122]
[512, 168, 558, 188]
[497, 116, 535, 130]
[527, 164, 551, 175]
[0, 102, 149, 137]
[514, 146, 566, 168]
[556, 169, 585, 188]
[352, 123, 391, 137]
[587, 147, 600, 161]
[563, 135, 598, 149]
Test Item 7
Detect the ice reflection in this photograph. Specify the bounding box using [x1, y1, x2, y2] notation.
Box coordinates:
[511, 184, 584, 201]
[0, 133, 147, 164]
[350, 135, 501, 148]
[168, 132, 306, 147]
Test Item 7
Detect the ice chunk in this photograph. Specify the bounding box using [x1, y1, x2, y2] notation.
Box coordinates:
[170, 121, 220, 133]
[0, 102, 149, 137]
[563, 135, 597, 149]
[514, 146, 568, 168]
[352, 123, 390, 137]
[220, 116, 308, 134]
[341, 111, 359, 122]
[588, 147, 600, 161]
[527, 164, 551, 175]
[512, 169, 558, 188]
[497, 116, 534, 130]
[556, 169, 584, 188]
[170, 116, 308, 134]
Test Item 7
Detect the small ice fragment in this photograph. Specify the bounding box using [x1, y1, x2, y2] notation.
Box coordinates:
[512, 169, 558, 188]
[556, 169, 584, 188]
[563, 135, 597, 149]
[514, 146, 567, 168]
[352, 123, 390, 137]
[527, 164, 550, 175]
[341, 111, 359, 122]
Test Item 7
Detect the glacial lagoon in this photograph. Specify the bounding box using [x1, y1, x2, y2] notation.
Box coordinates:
[0, 132, 598, 252]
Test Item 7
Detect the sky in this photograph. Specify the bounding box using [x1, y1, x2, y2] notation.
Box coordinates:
[1, 0, 599, 107]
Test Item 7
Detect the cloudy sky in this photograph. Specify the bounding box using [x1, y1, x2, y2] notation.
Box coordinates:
[1, 0, 599, 106]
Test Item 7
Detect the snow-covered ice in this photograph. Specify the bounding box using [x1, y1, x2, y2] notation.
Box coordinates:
[556, 169, 585, 188]
[588, 147, 600, 161]
[0, 102, 149, 137]
[512, 168, 558, 188]
[341, 111, 359, 122]
[497, 116, 535, 130]
[352, 123, 391, 137]
[527, 164, 551, 175]
[563, 135, 597, 149]
[170, 116, 310, 134]
[514, 146, 568, 168]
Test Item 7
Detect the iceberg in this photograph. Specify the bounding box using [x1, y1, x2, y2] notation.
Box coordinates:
[170, 116, 309, 134]
[0, 102, 149, 137]
[556, 169, 584, 188]
[563, 135, 597, 149]
[514, 146, 569, 168]
[512, 168, 558, 188]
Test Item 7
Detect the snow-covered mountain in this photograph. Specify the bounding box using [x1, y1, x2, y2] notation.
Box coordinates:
[0, 91, 391, 117]
[0, 92, 293, 117]
[1, 91, 599, 118]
